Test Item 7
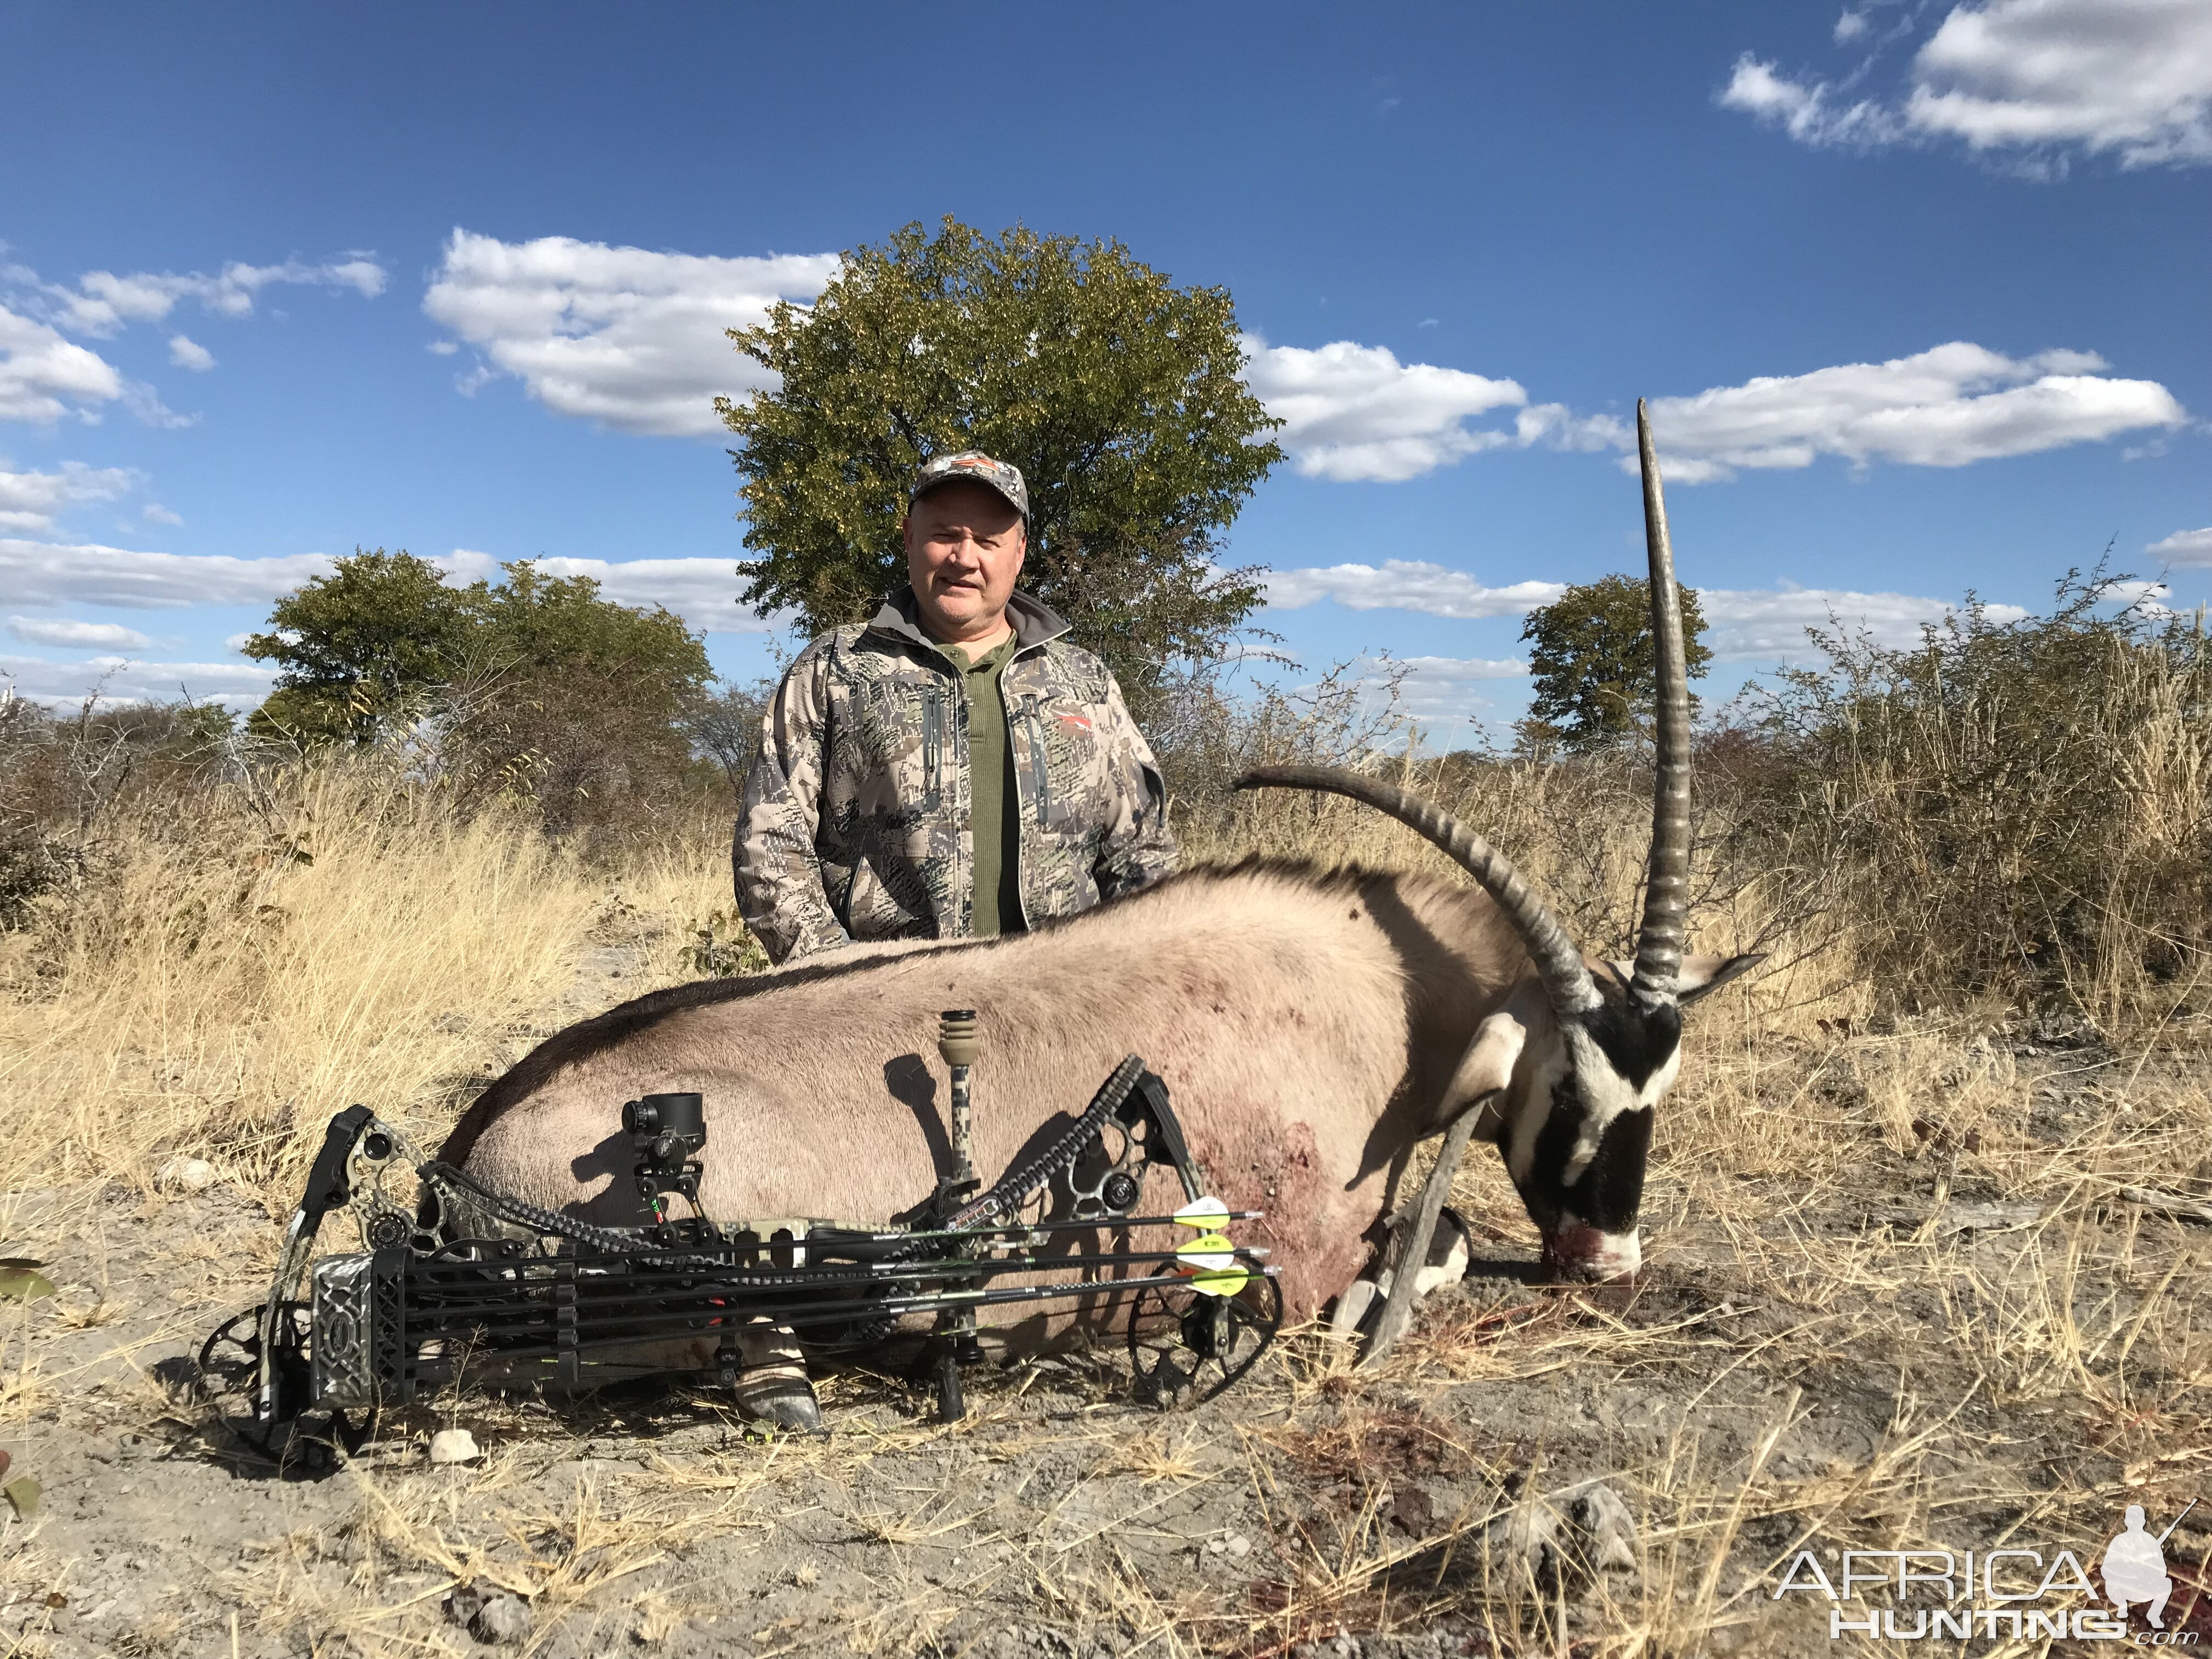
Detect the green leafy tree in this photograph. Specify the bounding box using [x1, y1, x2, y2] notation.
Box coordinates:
[719, 217, 1285, 717]
[246, 551, 710, 744]
[242, 549, 472, 742]
[445, 565, 713, 832]
[462, 562, 708, 686]
[244, 550, 714, 832]
[1519, 574, 1712, 755]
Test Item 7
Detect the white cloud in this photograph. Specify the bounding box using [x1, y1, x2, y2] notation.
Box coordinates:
[1700, 584, 2031, 659]
[45, 256, 388, 336]
[1351, 654, 1530, 728]
[1, 652, 276, 712]
[1398, 654, 1527, 679]
[8, 615, 154, 650]
[1632, 342, 2184, 481]
[0, 537, 775, 635]
[2, 253, 382, 425]
[1724, 0, 2212, 171]
[1240, 334, 2176, 487]
[2106, 578, 2174, 616]
[1240, 335, 1527, 482]
[1719, 55, 1903, 148]
[142, 503, 183, 526]
[0, 461, 140, 533]
[2148, 526, 2212, 567]
[0, 538, 339, 608]
[422, 230, 842, 437]
[1263, 559, 1565, 618]
[1265, 561, 2041, 667]
[0, 301, 124, 423]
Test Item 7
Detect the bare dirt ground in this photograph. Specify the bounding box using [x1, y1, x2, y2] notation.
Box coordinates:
[7, 993, 2212, 1658]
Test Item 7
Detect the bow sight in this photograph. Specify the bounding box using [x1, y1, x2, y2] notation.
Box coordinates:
[201, 1025, 1283, 1453]
[622, 1091, 707, 1210]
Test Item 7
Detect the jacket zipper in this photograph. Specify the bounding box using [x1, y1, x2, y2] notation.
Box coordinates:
[921, 687, 943, 812]
[1019, 692, 1052, 822]
[1003, 678, 1042, 930]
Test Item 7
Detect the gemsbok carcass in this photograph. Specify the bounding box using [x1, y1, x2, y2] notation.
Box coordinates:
[435, 403, 1753, 1400]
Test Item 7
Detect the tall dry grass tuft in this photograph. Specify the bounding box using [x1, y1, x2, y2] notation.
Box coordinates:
[0, 760, 602, 1193]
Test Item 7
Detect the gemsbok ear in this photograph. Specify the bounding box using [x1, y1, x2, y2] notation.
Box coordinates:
[1599, 952, 1763, 1008]
[1444, 981, 1547, 1135]
[1677, 953, 1764, 1006]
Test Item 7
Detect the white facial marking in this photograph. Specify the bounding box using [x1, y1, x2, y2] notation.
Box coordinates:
[1503, 1037, 1571, 1186]
[1547, 1215, 1641, 1279]
[1557, 1026, 1680, 1185]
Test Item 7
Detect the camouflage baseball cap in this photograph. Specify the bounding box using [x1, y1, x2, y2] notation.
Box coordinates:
[911, 450, 1029, 521]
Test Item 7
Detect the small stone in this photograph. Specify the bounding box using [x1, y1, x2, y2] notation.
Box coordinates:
[429, 1429, 481, 1465]
[444, 1584, 487, 1627]
[1226, 1532, 1252, 1558]
[157, 1157, 216, 1193]
[1207, 1536, 1228, 1554]
[471, 1595, 532, 1645]
[0, 1261, 55, 1302]
[1388, 1485, 1435, 1534]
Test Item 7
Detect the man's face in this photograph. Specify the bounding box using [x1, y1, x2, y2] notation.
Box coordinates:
[904, 481, 1026, 642]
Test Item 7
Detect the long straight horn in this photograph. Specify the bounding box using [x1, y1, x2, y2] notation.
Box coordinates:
[1630, 399, 1691, 1010]
[1233, 765, 1601, 1019]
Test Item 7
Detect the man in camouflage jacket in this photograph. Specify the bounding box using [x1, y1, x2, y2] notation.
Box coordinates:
[735, 452, 1177, 965]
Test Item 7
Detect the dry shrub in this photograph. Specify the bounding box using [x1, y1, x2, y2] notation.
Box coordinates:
[1740, 577, 2212, 1025]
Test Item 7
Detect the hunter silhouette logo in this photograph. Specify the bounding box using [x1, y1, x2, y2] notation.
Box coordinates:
[2106, 1500, 2197, 1629]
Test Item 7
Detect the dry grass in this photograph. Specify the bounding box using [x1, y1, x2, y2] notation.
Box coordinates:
[0, 764, 667, 1199]
[1, 746, 2208, 1656]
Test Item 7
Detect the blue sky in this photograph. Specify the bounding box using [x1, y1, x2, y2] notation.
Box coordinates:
[3, 1, 2207, 734]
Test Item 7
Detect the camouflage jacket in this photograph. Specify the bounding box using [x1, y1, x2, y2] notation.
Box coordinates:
[734, 588, 1177, 964]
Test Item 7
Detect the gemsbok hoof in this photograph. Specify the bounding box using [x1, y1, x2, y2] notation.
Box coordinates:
[732, 1365, 825, 1434]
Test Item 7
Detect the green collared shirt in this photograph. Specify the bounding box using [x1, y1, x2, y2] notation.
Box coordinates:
[942, 633, 1024, 938]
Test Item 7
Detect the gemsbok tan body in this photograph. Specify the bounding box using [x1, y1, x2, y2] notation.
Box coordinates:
[441, 403, 1753, 1353]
